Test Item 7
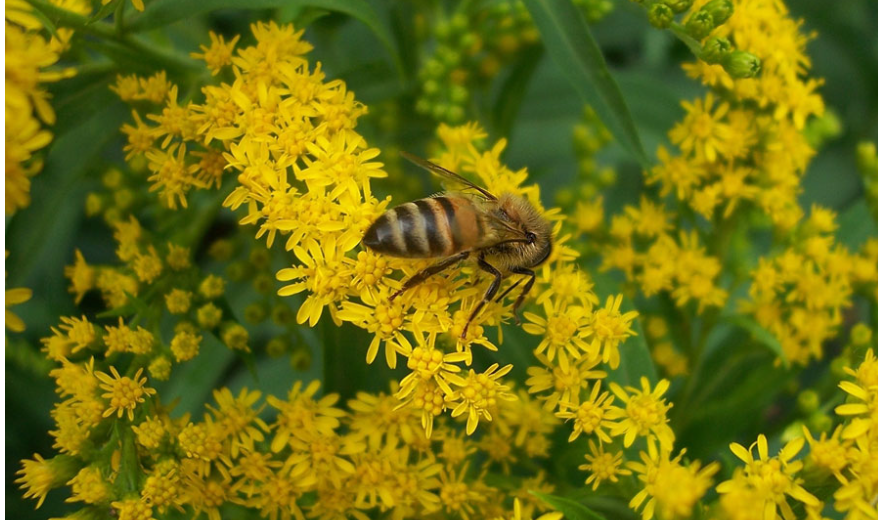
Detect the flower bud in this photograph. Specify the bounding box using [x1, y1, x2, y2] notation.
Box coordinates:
[797, 389, 819, 414]
[664, 0, 694, 13]
[266, 337, 288, 358]
[685, 11, 714, 40]
[851, 323, 873, 346]
[856, 141, 878, 175]
[807, 413, 832, 434]
[290, 346, 312, 371]
[700, 36, 732, 64]
[703, 0, 734, 25]
[648, 3, 674, 29]
[722, 50, 761, 78]
[244, 302, 268, 324]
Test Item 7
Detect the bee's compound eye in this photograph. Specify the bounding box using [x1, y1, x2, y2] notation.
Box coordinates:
[526, 231, 537, 243]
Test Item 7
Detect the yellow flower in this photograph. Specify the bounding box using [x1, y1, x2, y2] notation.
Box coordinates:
[5, 285, 32, 332]
[170, 330, 202, 362]
[64, 249, 95, 303]
[67, 465, 111, 504]
[111, 498, 154, 520]
[523, 300, 592, 364]
[447, 363, 515, 435]
[191, 32, 240, 74]
[669, 93, 730, 163]
[267, 380, 345, 452]
[132, 416, 166, 449]
[584, 294, 638, 369]
[16, 453, 78, 508]
[96, 367, 157, 421]
[556, 380, 616, 442]
[525, 353, 603, 412]
[578, 439, 630, 490]
[164, 288, 192, 314]
[607, 377, 675, 450]
[717, 434, 819, 520]
[627, 438, 719, 520]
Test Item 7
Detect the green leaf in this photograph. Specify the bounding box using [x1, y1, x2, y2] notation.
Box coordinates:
[522, 0, 650, 168]
[726, 315, 787, 367]
[530, 491, 608, 520]
[592, 273, 657, 386]
[492, 46, 543, 138]
[128, 0, 403, 79]
[837, 198, 877, 249]
[88, 0, 121, 24]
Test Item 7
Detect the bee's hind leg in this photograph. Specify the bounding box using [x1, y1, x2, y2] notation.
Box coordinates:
[508, 267, 536, 324]
[462, 255, 503, 339]
[390, 250, 470, 301]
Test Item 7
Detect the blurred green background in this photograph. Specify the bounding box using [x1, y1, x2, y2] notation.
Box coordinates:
[6, 1, 877, 518]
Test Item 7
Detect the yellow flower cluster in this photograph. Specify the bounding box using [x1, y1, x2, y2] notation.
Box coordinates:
[717, 348, 878, 520]
[4, 1, 84, 215]
[118, 22, 638, 438]
[651, 0, 825, 229]
[601, 197, 728, 313]
[19, 324, 567, 520]
[742, 208, 878, 364]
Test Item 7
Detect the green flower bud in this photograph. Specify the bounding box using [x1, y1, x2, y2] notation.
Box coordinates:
[225, 261, 250, 282]
[703, 0, 734, 25]
[648, 3, 674, 29]
[449, 84, 469, 104]
[722, 50, 761, 78]
[252, 273, 274, 294]
[85, 193, 104, 217]
[434, 21, 451, 41]
[423, 79, 440, 95]
[797, 389, 819, 414]
[244, 302, 268, 324]
[851, 323, 873, 346]
[856, 141, 878, 175]
[271, 304, 295, 326]
[249, 248, 271, 269]
[664, 0, 694, 13]
[829, 355, 848, 379]
[415, 98, 431, 114]
[447, 105, 465, 124]
[685, 11, 715, 40]
[266, 337, 288, 358]
[290, 346, 312, 371]
[700, 36, 732, 64]
[451, 13, 468, 34]
[208, 239, 234, 261]
[598, 167, 617, 186]
[807, 413, 833, 434]
[555, 188, 574, 207]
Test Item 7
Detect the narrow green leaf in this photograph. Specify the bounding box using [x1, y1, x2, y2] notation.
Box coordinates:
[726, 315, 787, 367]
[837, 199, 877, 249]
[530, 491, 607, 520]
[128, 0, 404, 79]
[88, 0, 121, 24]
[522, 0, 650, 168]
[592, 273, 657, 386]
[492, 46, 543, 137]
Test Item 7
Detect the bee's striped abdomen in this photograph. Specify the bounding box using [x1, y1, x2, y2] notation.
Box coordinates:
[363, 196, 483, 258]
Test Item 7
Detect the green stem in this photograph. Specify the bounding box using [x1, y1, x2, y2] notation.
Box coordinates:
[115, 420, 142, 495]
[668, 22, 703, 55]
[114, 0, 125, 35]
[26, 0, 199, 74]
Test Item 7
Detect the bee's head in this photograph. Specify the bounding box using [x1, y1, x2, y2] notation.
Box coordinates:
[498, 194, 553, 268]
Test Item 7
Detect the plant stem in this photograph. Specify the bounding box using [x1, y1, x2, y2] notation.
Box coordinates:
[27, 0, 199, 74]
[114, 0, 125, 35]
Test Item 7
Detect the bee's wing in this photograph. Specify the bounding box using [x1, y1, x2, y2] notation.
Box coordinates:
[401, 151, 497, 201]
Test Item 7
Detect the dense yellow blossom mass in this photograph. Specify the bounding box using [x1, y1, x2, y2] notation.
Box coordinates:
[9, 1, 878, 520]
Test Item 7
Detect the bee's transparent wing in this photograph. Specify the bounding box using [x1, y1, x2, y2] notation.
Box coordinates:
[401, 151, 497, 201]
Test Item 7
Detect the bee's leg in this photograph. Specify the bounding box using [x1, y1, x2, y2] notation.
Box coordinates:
[508, 267, 536, 324]
[390, 251, 470, 301]
[462, 256, 502, 339]
[494, 278, 524, 303]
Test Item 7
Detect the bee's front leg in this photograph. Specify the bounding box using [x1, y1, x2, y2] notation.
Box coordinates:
[462, 255, 502, 339]
[390, 250, 470, 301]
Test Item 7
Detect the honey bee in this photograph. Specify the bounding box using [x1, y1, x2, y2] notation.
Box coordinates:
[363, 152, 553, 338]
